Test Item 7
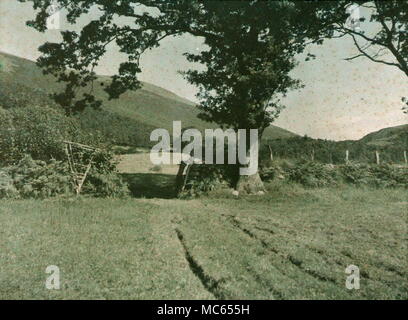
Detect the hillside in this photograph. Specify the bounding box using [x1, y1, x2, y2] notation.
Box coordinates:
[358, 124, 408, 148]
[0, 52, 296, 144]
[262, 124, 407, 164]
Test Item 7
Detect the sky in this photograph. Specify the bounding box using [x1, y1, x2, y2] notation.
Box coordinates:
[0, 0, 406, 141]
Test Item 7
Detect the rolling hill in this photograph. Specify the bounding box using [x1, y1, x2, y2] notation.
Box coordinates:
[0, 51, 297, 146]
[358, 124, 408, 148]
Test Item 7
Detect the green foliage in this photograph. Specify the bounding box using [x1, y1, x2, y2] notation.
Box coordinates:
[339, 163, 408, 188]
[262, 130, 408, 165]
[0, 170, 19, 199]
[181, 159, 407, 197]
[76, 108, 155, 147]
[83, 172, 130, 198]
[285, 161, 340, 188]
[1, 155, 71, 199]
[81, 150, 130, 198]
[180, 164, 237, 198]
[0, 154, 129, 199]
[0, 105, 106, 166]
[183, 2, 304, 132]
[261, 160, 408, 189]
[21, 1, 318, 137]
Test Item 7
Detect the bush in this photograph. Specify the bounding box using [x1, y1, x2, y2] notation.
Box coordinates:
[0, 154, 130, 199]
[261, 160, 408, 189]
[285, 161, 340, 188]
[1, 155, 71, 199]
[0, 105, 107, 166]
[81, 149, 130, 198]
[339, 163, 408, 188]
[0, 170, 19, 198]
[260, 161, 287, 181]
[179, 164, 237, 198]
[83, 172, 129, 198]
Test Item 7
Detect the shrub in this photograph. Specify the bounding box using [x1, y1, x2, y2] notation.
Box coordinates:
[179, 164, 237, 198]
[81, 149, 130, 198]
[0, 170, 19, 198]
[0, 154, 130, 199]
[260, 162, 287, 181]
[82, 172, 129, 198]
[0, 106, 74, 164]
[2, 155, 71, 199]
[0, 105, 107, 166]
[261, 160, 408, 189]
[339, 163, 408, 188]
[285, 160, 340, 188]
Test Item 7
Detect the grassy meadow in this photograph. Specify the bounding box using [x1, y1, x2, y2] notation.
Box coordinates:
[1, 165, 406, 299]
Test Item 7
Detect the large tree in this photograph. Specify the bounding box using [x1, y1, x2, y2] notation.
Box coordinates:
[21, 0, 330, 192]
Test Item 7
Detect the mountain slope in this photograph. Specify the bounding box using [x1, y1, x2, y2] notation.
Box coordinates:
[0, 51, 297, 143]
[358, 124, 408, 148]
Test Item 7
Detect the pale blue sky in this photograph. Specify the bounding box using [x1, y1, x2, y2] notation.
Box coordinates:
[0, 0, 406, 140]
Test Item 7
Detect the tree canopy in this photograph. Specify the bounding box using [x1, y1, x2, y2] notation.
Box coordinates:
[20, 1, 327, 128]
[21, 1, 407, 125]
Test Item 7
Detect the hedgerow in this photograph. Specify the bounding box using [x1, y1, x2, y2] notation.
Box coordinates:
[261, 161, 408, 189]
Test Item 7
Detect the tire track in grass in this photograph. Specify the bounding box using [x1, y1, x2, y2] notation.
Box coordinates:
[222, 212, 407, 299]
[174, 208, 288, 299]
[221, 213, 340, 286]
[175, 228, 226, 300]
[223, 214, 278, 253]
[250, 217, 407, 297]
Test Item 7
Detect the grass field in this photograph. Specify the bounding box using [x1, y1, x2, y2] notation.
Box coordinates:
[0, 179, 406, 299]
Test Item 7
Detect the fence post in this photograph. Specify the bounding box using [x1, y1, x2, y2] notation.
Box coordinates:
[375, 150, 380, 165]
[268, 145, 273, 161]
[404, 150, 407, 165]
[311, 148, 315, 161]
[345, 150, 349, 163]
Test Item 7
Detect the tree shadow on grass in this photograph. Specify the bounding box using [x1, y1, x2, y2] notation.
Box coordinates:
[121, 173, 177, 199]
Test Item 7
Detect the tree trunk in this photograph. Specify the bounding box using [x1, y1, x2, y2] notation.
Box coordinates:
[234, 129, 265, 195]
[236, 171, 265, 194]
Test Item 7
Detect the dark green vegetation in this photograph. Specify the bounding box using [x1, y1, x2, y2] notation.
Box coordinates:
[1, 51, 406, 200]
[0, 51, 296, 148]
[262, 125, 408, 165]
[0, 154, 129, 199]
[1, 184, 406, 299]
[181, 160, 407, 197]
[359, 124, 408, 148]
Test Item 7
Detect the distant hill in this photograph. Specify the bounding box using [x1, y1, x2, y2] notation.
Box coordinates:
[263, 124, 407, 164]
[358, 124, 408, 148]
[0, 52, 297, 145]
